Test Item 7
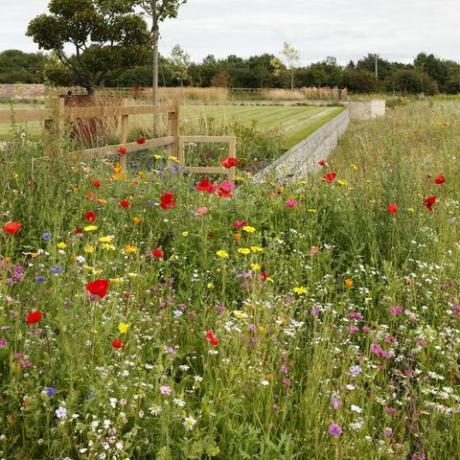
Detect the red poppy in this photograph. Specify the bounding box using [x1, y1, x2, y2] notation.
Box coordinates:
[160, 192, 176, 210]
[86, 279, 109, 299]
[323, 172, 337, 183]
[117, 146, 128, 155]
[206, 330, 219, 346]
[232, 220, 247, 229]
[434, 175, 445, 185]
[151, 248, 164, 259]
[84, 211, 96, 223]
[119, 200, 130, 208]
[424, 196, 437, 212]
[260, 272, 270, 281]
[220, 157, 239, 169]
[91, 179, 101, 188]
[75, 227, 84, 234]
[196, 178, 217, 193]
[112, 339, 123, 349]
[318, 159, 328, 167]
[136, 138, 146, 145]
[387, 204, 398, 214]
[3, 222, 22, 235]
[26, 310, 43, 325]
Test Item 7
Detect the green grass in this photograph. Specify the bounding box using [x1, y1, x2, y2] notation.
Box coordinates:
[0, 100, 460, 459]
[0, 102, 343, 149]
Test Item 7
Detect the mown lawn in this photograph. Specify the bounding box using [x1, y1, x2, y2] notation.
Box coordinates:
[0, 102, 343, 149]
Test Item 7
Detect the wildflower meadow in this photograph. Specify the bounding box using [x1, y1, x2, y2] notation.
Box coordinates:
[1, 99, 460, 459]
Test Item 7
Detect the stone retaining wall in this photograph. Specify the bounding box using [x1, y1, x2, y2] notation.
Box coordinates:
[253, 110, 350, 184]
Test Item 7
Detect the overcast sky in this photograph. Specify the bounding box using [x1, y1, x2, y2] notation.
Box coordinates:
[1, 0, 458, 65]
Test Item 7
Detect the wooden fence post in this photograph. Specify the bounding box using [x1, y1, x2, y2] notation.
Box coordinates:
[44, 97, 65, 155]
[119, 98, 129, 170]
[228, 137, 237, 181]
[168, 99, 180, 159]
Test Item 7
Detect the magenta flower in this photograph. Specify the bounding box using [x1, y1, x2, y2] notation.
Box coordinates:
[285, 200, 298, 208]
[389, 305, 403, 316]
[328, 422, 342, 437]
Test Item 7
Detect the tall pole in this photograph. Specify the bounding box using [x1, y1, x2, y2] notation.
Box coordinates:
[151, 0, 159, 136]
[374, 54, 379, 80]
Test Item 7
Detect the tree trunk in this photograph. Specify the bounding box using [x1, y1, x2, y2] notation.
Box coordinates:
[152, 22, 160, 136]
[291, 69, 294, 91]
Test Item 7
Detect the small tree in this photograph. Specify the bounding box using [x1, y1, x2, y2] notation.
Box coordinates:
[27, 0, 151, 94]
[170, 45, 191, 86]
[280, 42, 300, 90]
[135, 0, 187, 134]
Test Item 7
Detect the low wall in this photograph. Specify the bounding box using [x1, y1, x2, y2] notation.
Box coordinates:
[348, 100, 385, 120]
[0, 84, 46, 99]
[253, 110, 350, 183]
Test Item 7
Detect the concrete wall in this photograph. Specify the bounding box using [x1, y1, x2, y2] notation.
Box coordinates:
[253, 110, 350, 184]
[348, 100, 385, 121]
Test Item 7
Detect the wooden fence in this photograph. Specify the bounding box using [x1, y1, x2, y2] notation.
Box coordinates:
[0, 98, 237, 180]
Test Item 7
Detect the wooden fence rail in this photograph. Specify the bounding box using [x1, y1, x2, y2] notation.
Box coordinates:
[0, 97, 237, 179]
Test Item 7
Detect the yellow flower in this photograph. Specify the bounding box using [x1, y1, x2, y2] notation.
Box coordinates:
[307, 209, 317, 213]
[242, 226, 256, 233]
[124, 244, 138, 254]
[97, 199, 107, 205]
[168, 156, 180, 164]
[84, 245, 95, 254]
[110, 277, 124, 284]
[237, 248, 251, 255]
[154, 154, 162, 160]
[118, 322, 130, 334]
[128, 272, 140, 278]
[57, 242, 67, 249]
[250, 263, 261, 272]
[250, 246, 264, 253]
[83, 225, 98, 232]
[345, 278, 353, 288]
[100, 243, 116, 251]
[293, 286, 308, 295]
[233, 310, 248, 320]
[207, 282, 214, 289]
[338, 179, 348, 186]
[182, 231, 189, 237]
[216, 250, 229, 259]
[408, 207, 415, 213]
[98, 235, 114, 243]
[132, 216, 142, 225]
[351, 163, 359, 171]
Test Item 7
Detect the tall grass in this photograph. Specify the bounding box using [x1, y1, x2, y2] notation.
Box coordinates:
[0, 101, 459, 459]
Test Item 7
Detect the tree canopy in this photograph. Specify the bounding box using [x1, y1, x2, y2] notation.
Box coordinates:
[27, 0, 151, 92]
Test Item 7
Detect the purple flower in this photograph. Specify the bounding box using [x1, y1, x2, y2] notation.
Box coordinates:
[0, 338, 8, 348]
[328, 422, 342, 437]
[42, 232, 52, 241]
[43, 386, 56, 397]
[384, 427, 393, 437]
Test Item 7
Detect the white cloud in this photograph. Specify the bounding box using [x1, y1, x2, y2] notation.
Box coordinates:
[0, 0, 458, 65]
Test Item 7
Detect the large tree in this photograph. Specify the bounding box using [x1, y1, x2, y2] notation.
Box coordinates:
[280, 42, 300, 90]
[134, 0, 187, 134]
[27, 0, 151, 94]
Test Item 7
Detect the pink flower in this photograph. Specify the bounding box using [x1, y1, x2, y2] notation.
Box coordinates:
[219, 181, 235, 193]
[160, 385, 172, 396]
[309, 246, 320, 256]
[389, 305, 403, 316]
[348, 325, 359, 335]
[194, 207, 209, 217]
[328, 423, 342, 437]
[285, 200, 298, 208]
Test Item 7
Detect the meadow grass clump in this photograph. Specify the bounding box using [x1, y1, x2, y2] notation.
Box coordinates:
[0, 100, 459, 459]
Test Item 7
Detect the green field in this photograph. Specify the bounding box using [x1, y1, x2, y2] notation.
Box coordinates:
[0, 103, 343, 148]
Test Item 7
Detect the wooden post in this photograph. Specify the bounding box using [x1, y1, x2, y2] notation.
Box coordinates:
[168, 99, 180, 159]
[119, 98, 129, 171]
[44, 97, 65, 155]
[228, 137, 237, 181]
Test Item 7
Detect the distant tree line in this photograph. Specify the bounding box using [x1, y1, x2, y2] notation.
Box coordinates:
[1, 49, 459, 95]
